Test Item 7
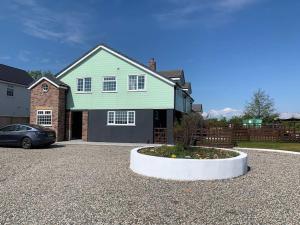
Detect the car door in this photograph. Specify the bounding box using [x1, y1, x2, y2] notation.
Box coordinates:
[0, 125, 17, 145]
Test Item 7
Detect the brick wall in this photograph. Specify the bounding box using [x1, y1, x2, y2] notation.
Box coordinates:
[65, 110, 72, 141]
[30, 80, 66, 141]
[82, 111, 89, 141]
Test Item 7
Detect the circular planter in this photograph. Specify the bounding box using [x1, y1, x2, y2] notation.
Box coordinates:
[130, 147, 248, 181]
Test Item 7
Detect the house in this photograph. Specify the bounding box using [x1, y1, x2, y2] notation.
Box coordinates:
[243, 118, 262, 128]
[0, 64, 33, 127]
[28, 44, 194, 144]
[192, 104, 203, 114]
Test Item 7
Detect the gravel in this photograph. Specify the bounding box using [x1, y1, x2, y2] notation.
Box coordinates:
[0, 144, 299, 225]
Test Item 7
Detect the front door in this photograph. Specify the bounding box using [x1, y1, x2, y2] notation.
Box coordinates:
[71, 111, 83, 139]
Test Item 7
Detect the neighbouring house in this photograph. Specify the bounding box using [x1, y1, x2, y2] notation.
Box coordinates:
[28, 44, 195, 144]
[243, 118, 262, 128]
[192, 104, 203, 114]
[0, 64, 33, 127]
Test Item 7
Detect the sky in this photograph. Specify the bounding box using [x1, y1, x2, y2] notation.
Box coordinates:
[0, 0, 299, 117]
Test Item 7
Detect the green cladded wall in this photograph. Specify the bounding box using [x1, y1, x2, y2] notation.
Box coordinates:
[59, 49, 175, 110]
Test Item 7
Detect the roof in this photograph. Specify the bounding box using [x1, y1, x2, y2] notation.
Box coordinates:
[28, 75, 68, 90]
[158, 69, 184, 79]
[0, 64, 33, 86]
[182, 82, 191, 93]
[192, 104, 203, 112]
[182, 82, 191, 89]
[56, 44, 175, 86]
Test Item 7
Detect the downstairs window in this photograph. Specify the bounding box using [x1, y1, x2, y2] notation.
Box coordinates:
[107, 111, 135, 126]
[37, 110, 52, 126]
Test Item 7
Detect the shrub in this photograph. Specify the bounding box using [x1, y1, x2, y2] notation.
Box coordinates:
[174, 113, 202, 148]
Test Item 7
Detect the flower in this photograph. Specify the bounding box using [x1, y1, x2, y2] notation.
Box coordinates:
[171, 154, 177, 158]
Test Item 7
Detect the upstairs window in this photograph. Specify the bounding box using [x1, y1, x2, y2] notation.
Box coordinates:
[103, 76, 117, 92]
[37, 110, 52, 126]
[7, 85, 14, 96]
[77, 77, 91, 92]
[128, 75, 145, 91]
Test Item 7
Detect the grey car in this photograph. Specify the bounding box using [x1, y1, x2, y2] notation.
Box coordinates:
[0, 124, 56, 149]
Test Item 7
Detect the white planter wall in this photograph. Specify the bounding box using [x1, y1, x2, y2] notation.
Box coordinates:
[130, 147, 248, 181]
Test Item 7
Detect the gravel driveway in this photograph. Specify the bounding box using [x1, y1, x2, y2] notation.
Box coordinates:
[0, 144, 299, 225]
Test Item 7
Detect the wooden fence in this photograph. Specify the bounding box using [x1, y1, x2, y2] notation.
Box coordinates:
[154, 128, 168, 144]
[155, 126, 300, 146]
[194, 127, 300, 147]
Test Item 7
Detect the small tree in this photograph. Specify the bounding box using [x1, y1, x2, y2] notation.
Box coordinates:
[228, 116, 243, 127]
[174, 112, 202, 147]
[244, 89, 278, 122]
[28, 70, 54, 80]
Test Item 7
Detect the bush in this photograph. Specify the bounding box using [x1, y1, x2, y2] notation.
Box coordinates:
[174, 113, 202, 148]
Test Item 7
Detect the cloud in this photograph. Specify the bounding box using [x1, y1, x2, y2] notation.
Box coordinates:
[203, 107, 243, 119]
[8, 0, 91, 44]
[278, 112, 300, 120]
[155, 0, 260, 28]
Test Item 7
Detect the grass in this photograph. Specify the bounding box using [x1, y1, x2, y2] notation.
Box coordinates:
[237, 141, 300, 152]
[138, 145, 239, 159]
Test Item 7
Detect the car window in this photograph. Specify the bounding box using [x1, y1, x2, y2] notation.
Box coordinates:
[0, 125, 17, 132]
[17, 125, 32, 131]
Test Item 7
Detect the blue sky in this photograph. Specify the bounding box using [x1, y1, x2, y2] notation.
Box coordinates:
[0, 0, 299, 116]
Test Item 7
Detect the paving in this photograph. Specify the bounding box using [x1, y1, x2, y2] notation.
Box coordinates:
[0, 144, 299, 225]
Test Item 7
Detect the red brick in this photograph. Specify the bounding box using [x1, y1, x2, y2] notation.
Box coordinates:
[30, 80, 66, 141]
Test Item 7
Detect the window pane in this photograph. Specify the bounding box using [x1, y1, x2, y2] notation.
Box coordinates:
[7, 86, 14, 96]
[103, 77, 116, 91]
[37, 110, 52, 126]
[128, 111, 135, 124]
[115, 111, 127, 124]
[84, 78, 91, 92]
[128, 75, 137, 90]
[108, 112, 114, 124]
[138, 76, 145, 90]
[77, 79, 83, 91]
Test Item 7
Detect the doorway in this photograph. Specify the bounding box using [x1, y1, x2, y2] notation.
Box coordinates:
[71, 111, 82, 139]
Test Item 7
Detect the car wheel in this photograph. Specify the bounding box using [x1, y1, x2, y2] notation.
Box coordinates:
[21, 137, 32, 149]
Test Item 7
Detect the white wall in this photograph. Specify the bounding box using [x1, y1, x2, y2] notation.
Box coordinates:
[0, 81, 30, 117]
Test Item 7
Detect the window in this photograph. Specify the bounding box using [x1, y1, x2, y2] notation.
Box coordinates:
[7, 85, 14, 96]
[107, 111, 135, 126]
[77, 77, 91, 92]
[17, 125, 32, 131]
[103, 76, 116, 92]
[42, 83, 49, 93]
[84, 77, 91, 92]
[128, 75, 145, 91]
[37, 110, 52, 126]
[0, 125, 17, 132]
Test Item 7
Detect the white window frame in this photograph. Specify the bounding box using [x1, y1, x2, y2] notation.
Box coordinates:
[36, 110, 52, 127]
[76, 77, 92, 93]
[7, 85, 14, 97]
[128, 75, 146, 91]
[107, 111, 135, 126]
[102, 76, 117, 92]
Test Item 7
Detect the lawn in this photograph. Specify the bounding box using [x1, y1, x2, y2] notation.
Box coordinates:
[237, 141, 300, 152]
